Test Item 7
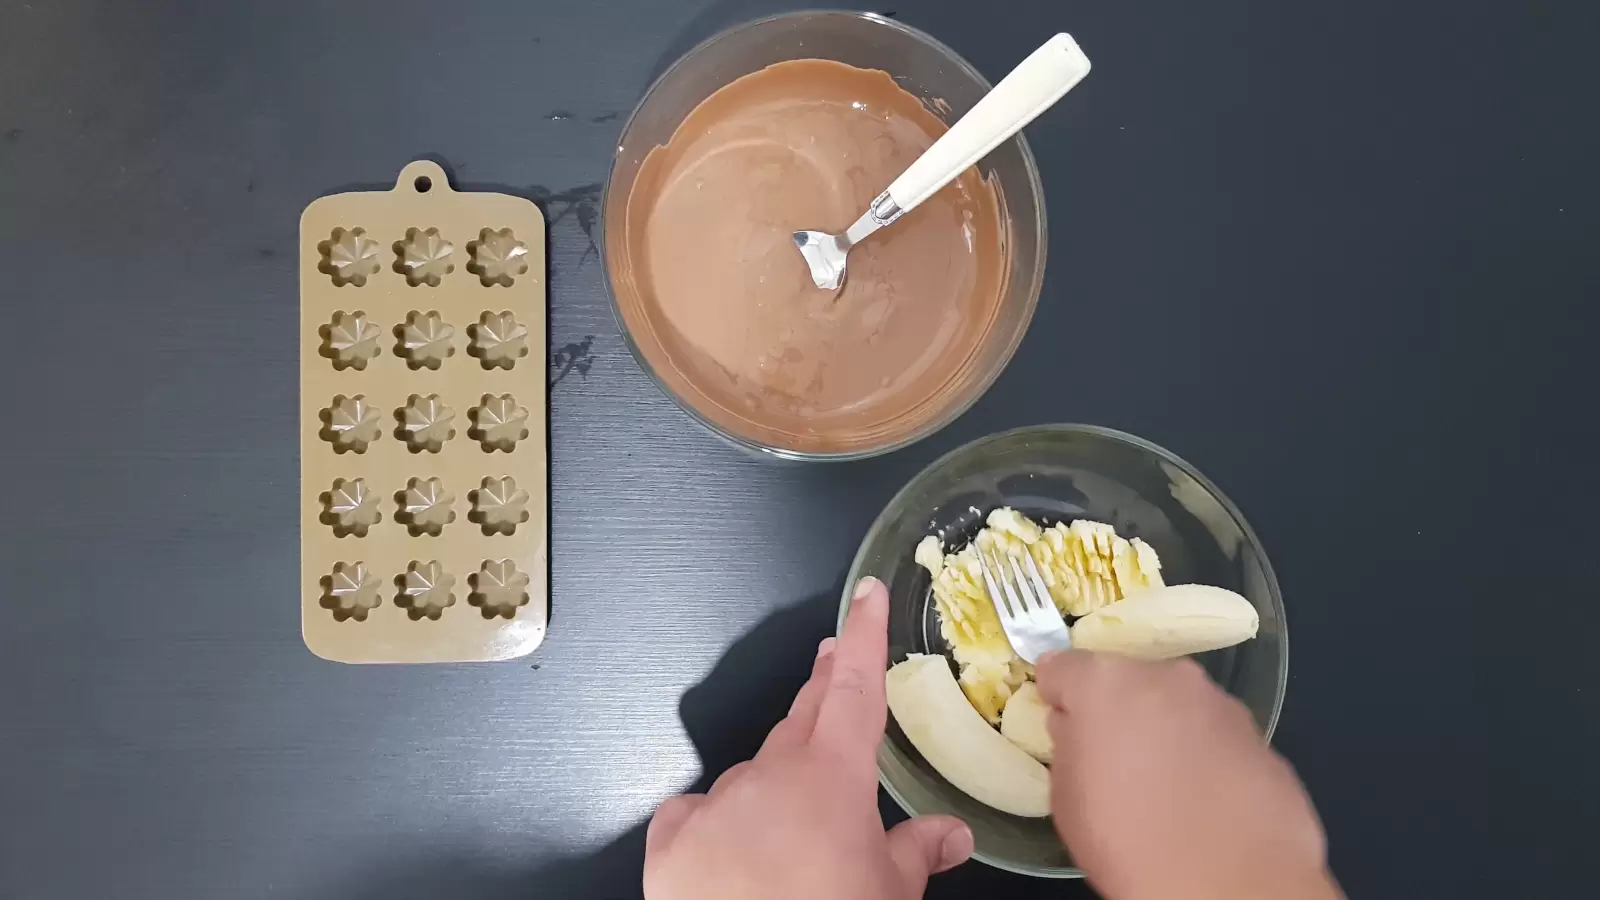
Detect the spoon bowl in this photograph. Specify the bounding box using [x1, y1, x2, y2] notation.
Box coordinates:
[791, 33, 1091, 290]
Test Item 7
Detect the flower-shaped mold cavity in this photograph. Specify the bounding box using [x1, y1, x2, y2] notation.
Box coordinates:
[319, 477, 382, 537]
[395, 560, 456, 621]
[467, 310, 530, 370]
[318, 310, 383, 370]
[317, 227, 383, 287]
[319, 394, 382, 453]
[320, 561, 382, 622]
[394, 310, 455, 370]
[468, 475, 531, 536]
[468, 559, 530, 619]
[468, 393, 531, 452]
[466, 227, 530, 287]
[395, 476, 456, 537]
[393, 226, 455, 287]
[394, 393, 456, 453]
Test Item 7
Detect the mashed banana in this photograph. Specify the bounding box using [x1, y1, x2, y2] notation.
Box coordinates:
[915, 508, 1164, 723]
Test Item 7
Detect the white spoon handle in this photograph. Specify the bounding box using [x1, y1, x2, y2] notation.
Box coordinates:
[881, 33, 1091, 218]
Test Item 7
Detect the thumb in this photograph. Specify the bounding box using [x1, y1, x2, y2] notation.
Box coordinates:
[645, 794, 705, 858]
[886, 815, 974, 891]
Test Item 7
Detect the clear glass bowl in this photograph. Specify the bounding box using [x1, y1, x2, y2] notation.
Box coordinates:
[840, 424, 1288, 877]
[601, 11, 1047, 460]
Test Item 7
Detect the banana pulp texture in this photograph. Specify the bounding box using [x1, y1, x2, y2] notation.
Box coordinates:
[915, 508, 1165, 723]
[998, 681, 1053, 763]
[899, 510, 1263, 815]
[885, 654, 1052, 818]
[1070, 583, 1260, 660]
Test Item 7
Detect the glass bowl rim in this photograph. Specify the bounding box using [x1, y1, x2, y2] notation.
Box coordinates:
[838, 422, 1289, 877]
[599, 9, 1050, 462]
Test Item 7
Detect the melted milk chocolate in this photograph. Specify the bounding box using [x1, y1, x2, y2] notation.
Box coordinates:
[614, 60, 1009, 453]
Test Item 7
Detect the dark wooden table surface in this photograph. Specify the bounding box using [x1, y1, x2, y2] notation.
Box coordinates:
[1, 1, 1594, 897]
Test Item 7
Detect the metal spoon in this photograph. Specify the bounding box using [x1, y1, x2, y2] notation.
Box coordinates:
[793, 33, 1092, 290]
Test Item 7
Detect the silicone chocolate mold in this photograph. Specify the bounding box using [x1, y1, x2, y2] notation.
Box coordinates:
[319, 311, 383, 370]
[466, 227, 530, 287]
[318, 227, 383, 287]
[395, 310, 455, 370]
[468, 559, 531, 619]
[320, 395, 382, 453]
[321, 561, 383, 622]
[468, 476, 530, 536]
[395, 476, 456, 537]
[320, 477, 382, 537]
[468, 394, 531, 452]
[393, 226, 455, 287]
[395, 394, 456, 453]
[395, 560, 456, 621]
[467, 311, 530, 370]
[300, 159, 547, 664]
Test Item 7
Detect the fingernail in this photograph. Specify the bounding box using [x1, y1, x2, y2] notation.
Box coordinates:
[852, 575, 882, 602]
[816, 637, 837, 658]
[938, 824, 975, 870]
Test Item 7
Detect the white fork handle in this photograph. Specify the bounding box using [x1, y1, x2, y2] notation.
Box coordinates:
[882, 33, 1091, 217]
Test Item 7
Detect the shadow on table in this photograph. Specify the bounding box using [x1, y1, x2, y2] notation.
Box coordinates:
[527, 585, 844, 899]
[323, 587, 838, 900]
[520, 585, 1085, 899]
[518, 582, 1078, 900]
[328, 580, 1080, 900]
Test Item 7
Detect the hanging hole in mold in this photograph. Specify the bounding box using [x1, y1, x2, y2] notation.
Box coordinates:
[414, 175, 432, 193]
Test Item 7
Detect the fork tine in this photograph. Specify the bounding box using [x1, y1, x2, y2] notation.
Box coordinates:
[1006, 553, 1039, 611]
[985, 548, 1026, 620]
[1019, 551, 1055, 614]
[976, 549, 1006, 618]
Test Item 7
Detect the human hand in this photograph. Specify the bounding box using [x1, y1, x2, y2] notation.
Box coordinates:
[1037, 651, 1341, 900]
[644, 577, 974, 900]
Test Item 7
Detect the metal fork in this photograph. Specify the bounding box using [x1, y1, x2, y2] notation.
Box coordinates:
[978, 548, 1072, 663]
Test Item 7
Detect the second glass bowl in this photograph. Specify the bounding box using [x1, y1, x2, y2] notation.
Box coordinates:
[601, 11, 1048, 460]
[841, 424, 1288, 876]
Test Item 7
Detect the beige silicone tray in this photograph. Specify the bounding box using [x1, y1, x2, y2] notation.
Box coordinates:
[300, 160, 548, 664]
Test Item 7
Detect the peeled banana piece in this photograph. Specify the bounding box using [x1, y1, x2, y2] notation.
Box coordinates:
[1070, 584, 1259, 660]
[957, 664, 1014, 725]
[999, 681, 1054, 763]
[886, 655, 1052, 817]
